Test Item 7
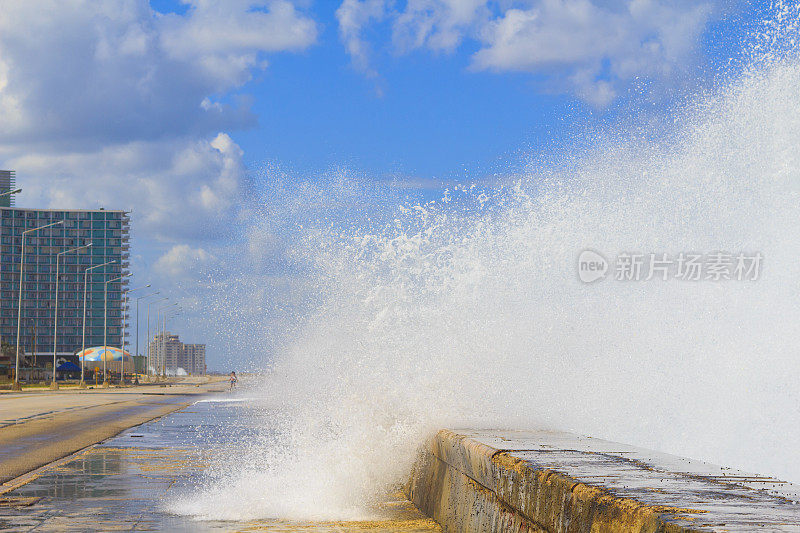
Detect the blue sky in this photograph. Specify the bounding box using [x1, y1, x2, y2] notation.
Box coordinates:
[0, 0, 774, 369]
[148, 0, 576, 181]
[232, 23, 573, 179]
[146, 0, 758, 179]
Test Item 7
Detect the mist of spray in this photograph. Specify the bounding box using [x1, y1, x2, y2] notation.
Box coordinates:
[169, 5, 800, 522]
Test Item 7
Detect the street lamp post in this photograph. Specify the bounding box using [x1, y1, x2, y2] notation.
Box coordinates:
[0, 188, 22, 198]
[119, 284, 150, 386]
[0, 188, 21, 352]
[147, 296, 169, 379]
[136, 291, 159, 379]
[0, 186, 21, 353]
[80, 260, 115, 388]
[147, 297, 168, 380]
[13, 220, 64, 391]
[164, 309, 182, 376]
[156, 302, 178, 378]
[51, 242, 92, 389]
[103, 273, 130, 387]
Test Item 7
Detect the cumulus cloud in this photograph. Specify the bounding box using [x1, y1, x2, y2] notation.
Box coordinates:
[0, 0, 317, 149]
[393, 0, 488, 53]
[0, 0, 320, 366]
[336, 0, 486, 74]
[336, 0, 716, 107]
[7, 133, 244, 242]
[336, 0, 389, 75]
[472, 0, 714, 106]
[0, 0, 319, 246]
[159, 0, 318, 88]
[154, 244, 215, 279]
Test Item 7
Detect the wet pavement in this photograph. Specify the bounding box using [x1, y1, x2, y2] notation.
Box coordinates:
[0, 380, 227, 484]
[0, 401, 439, 532]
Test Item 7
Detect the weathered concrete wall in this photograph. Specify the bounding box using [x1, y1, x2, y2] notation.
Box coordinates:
[408, 433, 543, 532]
[407, 429, 800, 532]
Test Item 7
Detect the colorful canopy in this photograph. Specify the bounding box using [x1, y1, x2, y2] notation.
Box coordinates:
[75, 346, 132, 362]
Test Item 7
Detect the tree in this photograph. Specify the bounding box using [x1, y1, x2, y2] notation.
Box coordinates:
[1, 340, 19, 360]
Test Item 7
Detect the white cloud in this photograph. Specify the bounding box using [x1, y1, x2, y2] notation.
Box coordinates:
[0, 0, 319, 253]
[159, 0, 318, 89]
[336, 0, 716, 107]
[336, 0, 389, 75]
[7, 133, 245, 242]
[0, 1, 320, 366]
[337, 0, 487, 74]
[0, 0, 317, 148]
[154, 244, 215, 279]
[471, 0, 714, 106]
[392, 0, 488, 53]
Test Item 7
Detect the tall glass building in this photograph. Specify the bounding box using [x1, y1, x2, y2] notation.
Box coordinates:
[0, 207, 130, 357]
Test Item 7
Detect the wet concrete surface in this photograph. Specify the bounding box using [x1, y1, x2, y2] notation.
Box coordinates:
[456, 429, 800, 531]
[0, 401, 439, 532]
[0, 393, 210, 484]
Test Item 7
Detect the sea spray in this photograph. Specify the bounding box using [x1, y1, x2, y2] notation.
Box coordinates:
[168, 4, 800, 521]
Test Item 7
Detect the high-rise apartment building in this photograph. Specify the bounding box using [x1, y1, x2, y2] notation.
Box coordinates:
[0, 171, 16, 208]
[149, 331, 206, 375]
[0, 207, 130, 356]
[183, 343, 207, 376]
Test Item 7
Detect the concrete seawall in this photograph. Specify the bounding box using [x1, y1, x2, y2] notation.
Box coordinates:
[407, 429, 800, 532]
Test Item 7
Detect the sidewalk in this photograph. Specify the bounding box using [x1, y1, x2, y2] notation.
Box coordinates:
[0, 378, 226, 425]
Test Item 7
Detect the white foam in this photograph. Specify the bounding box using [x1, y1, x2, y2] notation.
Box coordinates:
[168, 4, 800, 522]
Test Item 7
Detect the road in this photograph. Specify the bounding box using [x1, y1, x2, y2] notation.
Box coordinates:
[0, 378, 227, 485]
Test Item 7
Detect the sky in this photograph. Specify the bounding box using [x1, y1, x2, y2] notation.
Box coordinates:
[0, 0, 771, 370]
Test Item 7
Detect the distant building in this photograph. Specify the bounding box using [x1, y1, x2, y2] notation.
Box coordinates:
[148, 331, 206, 375]
[183, 343, 206, 375]
[0, 206, 130, 361]
[150, 332, 181, 375]
[0, 171, 16, 207]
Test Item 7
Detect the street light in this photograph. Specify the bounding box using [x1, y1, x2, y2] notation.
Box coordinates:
[135, 291, 159, 377]
[157, 303, 179, 377]
[51, 242, 92, 390]
[80, 260, 115, 388]
[0, 188, 22, 198]
[164, 307, 183, 375]
[156, 302, 179, 378]
[119, 284, 150, 385]
[146, 296, 168, 380]
[163, 308, 182, 377]
[14, 220, 64, 391]
[103, 273, 130, 387]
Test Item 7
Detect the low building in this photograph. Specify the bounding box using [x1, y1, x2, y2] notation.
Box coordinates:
[148, 331, 205, 375]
